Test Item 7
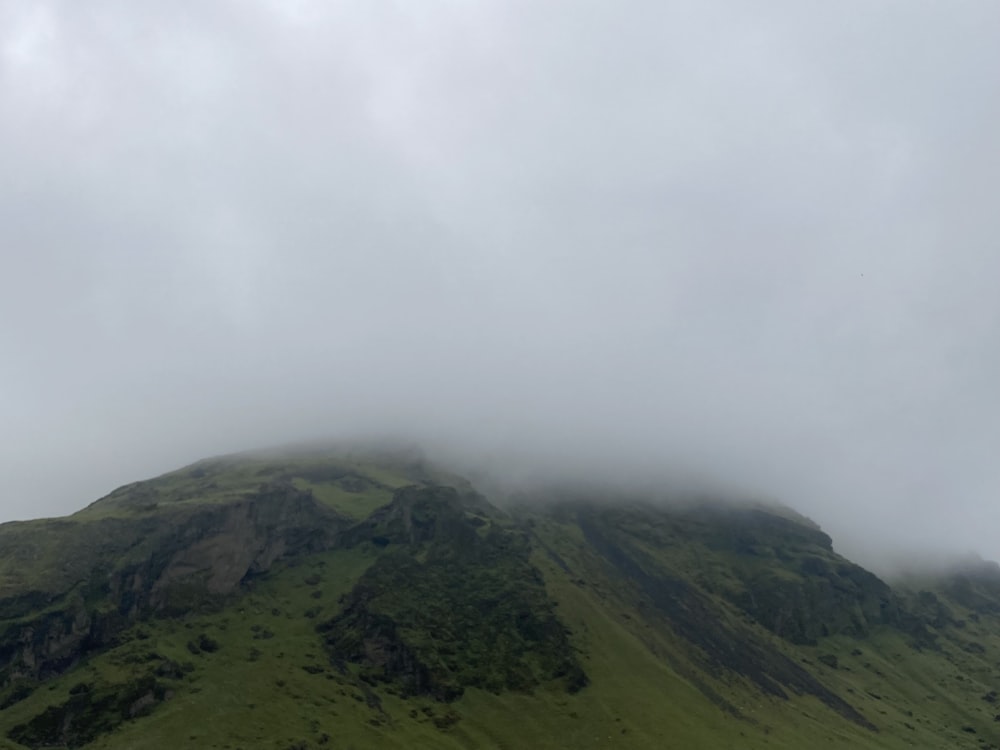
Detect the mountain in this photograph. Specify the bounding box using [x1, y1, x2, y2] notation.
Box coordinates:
[1, 445, 999, 749]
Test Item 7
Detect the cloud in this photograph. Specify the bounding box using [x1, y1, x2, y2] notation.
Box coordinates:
[2, 0, 999, 569]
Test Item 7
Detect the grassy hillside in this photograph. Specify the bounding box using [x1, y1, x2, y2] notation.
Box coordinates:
[1, 447, 999, 748]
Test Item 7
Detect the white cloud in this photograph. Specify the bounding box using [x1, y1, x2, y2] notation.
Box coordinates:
[1, 0, 999, 569]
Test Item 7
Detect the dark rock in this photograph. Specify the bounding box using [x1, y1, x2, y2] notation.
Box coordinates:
[577, 510, 876, 732]
[7, 675, 170, 748]
[0, 484, 346, 687]
[818, 654, 839, 669]
[320, 486, 585, 701]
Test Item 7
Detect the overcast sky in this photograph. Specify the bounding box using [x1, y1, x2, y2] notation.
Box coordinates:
[2, 0, 999, 568]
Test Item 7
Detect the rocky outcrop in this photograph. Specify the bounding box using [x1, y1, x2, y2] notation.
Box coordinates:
[0, 483, 346, 690]
[735, 559, 895, 644]
[112, 482, 345, 616]
[577, 512, 877, 731]
[320, 485, 587, 701]
[338, 484, 480, 549]
[8, 676, 171, 749]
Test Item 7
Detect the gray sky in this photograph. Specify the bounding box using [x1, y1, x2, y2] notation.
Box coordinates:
[2, 0, 999, 568]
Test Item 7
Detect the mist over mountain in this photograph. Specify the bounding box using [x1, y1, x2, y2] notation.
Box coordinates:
[4, 444, 1000, 748]
[3, 0, 1000, 571]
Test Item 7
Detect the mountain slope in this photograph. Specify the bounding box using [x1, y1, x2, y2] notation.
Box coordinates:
[1, 447, 998, 749]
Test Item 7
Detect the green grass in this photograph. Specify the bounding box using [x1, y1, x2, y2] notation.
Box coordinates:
[291, 478, 395, 520]
[69, 448, 436, 521]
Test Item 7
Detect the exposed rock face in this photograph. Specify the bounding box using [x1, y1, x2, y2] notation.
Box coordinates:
[664, 505, 897, 642]
[560, 502, 899, 646]
[338, 484, 477, 549]
[734, 559, 896, 644]
[115, 482, 345, 615]
[8, 677, 171, 749]
[321, 486, 587, 701]
[576, 510, 876, 731]
[0, 483, 346, 688]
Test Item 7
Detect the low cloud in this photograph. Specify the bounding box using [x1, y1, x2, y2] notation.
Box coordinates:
[2, 1, 999, 570]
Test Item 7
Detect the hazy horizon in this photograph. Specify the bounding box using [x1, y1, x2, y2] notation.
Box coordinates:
[3, 1, 999, 571]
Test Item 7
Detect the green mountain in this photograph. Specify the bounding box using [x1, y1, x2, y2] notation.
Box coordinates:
[2, 445, 999, 749]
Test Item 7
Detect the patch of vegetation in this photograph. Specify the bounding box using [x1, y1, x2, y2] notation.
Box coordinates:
[320, 487, 586, 701]
[7, 675, 169, 749]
